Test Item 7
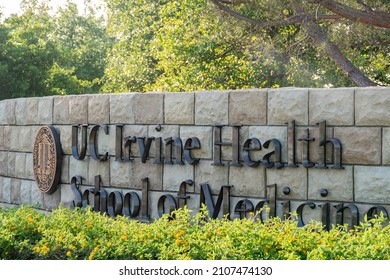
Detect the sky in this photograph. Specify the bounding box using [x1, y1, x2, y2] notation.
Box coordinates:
[0, 0, 100, 17]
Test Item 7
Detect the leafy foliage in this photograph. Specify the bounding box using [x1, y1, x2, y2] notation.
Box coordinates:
[0, 0, 112, 100]
[1, 206, 390, 260]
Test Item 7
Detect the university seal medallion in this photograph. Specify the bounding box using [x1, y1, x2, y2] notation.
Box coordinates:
[33, 125, 62, 194]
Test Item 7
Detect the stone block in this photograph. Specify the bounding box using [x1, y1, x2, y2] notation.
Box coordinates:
[53, 95, 88, 125]
[0, 177, 3, 203]
[309, 88, 354, 125]
[163, 164, 194, 192]
[53, 96, 70, 124]
[61, 155, 70, 184]
[165, 92, 194, 124]
[266, 166, 307, 200]
[355, 166, 390, 204]
[88, 159, 110, 186]
[229, 166, 265, 197]
[88, 94, 110, 124]
[268, 88, 308, 125]
[15, 98, 28, 125]
[356, 87, 390, 125]
[7, 152, 16, 177]
[229, 89, 267, 125]
[248, 126, 288, 163]
[110, 159, 132, 188]
[26, 98, 39, 125]
[57, 125, 72, 155]
[334, 127, 381, 165]
[5, 126, 18, 151]
[308, 166, 353, 202]
[0, 99, 16, 125]
[0, 126, 4, 150]
[0, 151, 7, 176]
[31, 182, 44, 208]
[69, 156, 89, 183]
[25, 153, 34, 180]
[134, 93, 164, 124]
[20, 180, 32, 205]
[110, 93, 135, 124]
[69, 95, 89, 124]
[180, 126, 213, 160]
[15, 153, 26, 179]
[0, 102, 6, 124]
[194, 160, 229, 194]
[38, 96, 53, 124]
[195, 91, 229, 125]
[19, 126, 34, 152]
[60, 184, 73, 208]
[384, 128, 390, 164]
[132, 160, 163, 191]
[11, 179, 21, 204]
[43, 188, 61, 210]
[2, 177, 11, 203]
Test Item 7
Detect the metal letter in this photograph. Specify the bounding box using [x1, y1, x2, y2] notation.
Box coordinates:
[123, 192, 141, 218]
[184, 137, 201, 165]
[157, 194, 177, 218]
[138, 137, 155, 163]
[234, 199, 254, 219]
[335, 203, 359, 228]
[298, 128, 315, 168]
[254, 199, 270, 223]
[89, 125, 109, 162]
[139, 178, 150, 222]
[177, 180, 192, 209]
[263, 139, 283, 169]
[242, 138, 261, 167]
[296, 202, 316, 227]
[287, 119, 298, 167]
[70, 176, 83, 208]
[115, 125, 124, 162]
[212, 126, 241, 167]
[366, 206, 389, 221]
[93, 175, 107, 214]
[72, 124, 88, 160]
[154, 137, 163, 164]
[266, 184, 277, 218]
[200, 184, 232, 219]
[318, 203, 330, 231]
[107, 191, 123, 217]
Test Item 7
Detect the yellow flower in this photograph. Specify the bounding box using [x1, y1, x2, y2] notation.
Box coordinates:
[107, 242, 112, 247]
[66, 251, 71, 257]
[28, 217, 34, 223]
[85, 221, 92, 227]
[175, 239, 182, 245]
[121, 235, 128, 241]
[33, 246, 41, 253]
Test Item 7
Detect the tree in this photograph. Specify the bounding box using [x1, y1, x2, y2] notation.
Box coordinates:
[0, 0, 113, 100]
[210, 0, 390, 86]
[102, 0, 285, 92]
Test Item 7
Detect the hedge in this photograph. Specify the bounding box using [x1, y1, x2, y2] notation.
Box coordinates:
[0, 205, 390, 260]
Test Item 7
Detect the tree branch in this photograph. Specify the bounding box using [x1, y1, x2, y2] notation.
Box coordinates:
[210, 0, 342, 28]
[291, 0, 378, 86]
[307, 0, 390, 28]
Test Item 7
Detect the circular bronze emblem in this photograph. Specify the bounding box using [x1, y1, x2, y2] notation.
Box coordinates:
[33, 125, 62, 194]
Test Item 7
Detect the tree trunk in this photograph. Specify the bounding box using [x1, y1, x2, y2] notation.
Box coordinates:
[291, 0, 377, 86]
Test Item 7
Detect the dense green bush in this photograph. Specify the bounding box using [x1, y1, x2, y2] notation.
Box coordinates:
[0, 206, 390, 260]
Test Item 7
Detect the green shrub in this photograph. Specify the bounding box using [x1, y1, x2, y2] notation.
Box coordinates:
[0, 205, 390, 260]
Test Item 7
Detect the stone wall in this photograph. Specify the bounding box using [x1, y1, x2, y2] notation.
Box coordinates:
[1, 87, 390, 226]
